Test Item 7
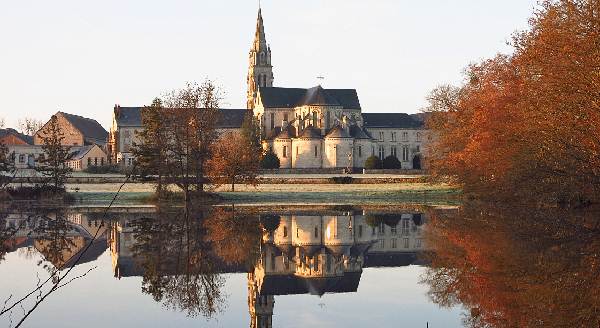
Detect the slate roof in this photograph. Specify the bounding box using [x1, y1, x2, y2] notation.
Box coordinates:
[114, 107, 247, 129]
[325, 125, 352, 138]
[259, 86, 361, 109]
[0, 128, 33, 145]
[259, 272, 362, 296]
[114, 107, 143, 127]
[349, 125, 372, 139]
[274, 125, 296, 139]
[362, 113, 424, 129]
[59, 112, 108, 141]
[299, 125, 322, 139]
[216, 108, 248, 129]
[69, 145, 94, 160]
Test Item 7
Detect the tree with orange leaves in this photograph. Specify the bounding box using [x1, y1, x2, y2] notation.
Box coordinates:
[425, 0, 600, 204]
[207, 130, 261, 192]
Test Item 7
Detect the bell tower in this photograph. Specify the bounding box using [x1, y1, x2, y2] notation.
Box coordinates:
[247, 7, 274, 110]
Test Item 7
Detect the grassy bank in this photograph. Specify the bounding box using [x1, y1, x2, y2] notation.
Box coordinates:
[66, 182, 461, 205]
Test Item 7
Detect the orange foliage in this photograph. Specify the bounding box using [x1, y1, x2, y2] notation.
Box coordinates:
[426, 0, 600, 203]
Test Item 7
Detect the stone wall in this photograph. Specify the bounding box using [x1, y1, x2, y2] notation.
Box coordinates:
[35, 114, 84, 146]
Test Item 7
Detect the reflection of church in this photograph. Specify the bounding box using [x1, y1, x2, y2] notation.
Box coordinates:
[248, 8, 428, 169]
[104, 208, 426, 327]
[247, 211, 426, 328]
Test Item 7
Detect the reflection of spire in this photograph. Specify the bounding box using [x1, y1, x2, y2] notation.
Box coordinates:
[248, 272, 274, 328]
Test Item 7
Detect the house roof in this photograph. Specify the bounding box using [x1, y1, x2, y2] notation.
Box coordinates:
[216, 108, 248, 129]
[58, 112, 108, 141]
[113, 107, 247, 129]
[0, 128, 33, 145]
[275, 125, 295, 139]
[259, 86, 361, 110]
[69, 145, 95, 160]
[325, 125, 352, 138]
[362, 113, 424, 129]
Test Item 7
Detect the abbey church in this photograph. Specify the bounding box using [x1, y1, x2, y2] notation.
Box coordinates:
[110, 7, 427, 170]
[247, 8, 426, 170]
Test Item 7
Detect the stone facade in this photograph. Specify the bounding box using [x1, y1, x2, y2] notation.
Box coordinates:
[34, 112, 108, 147]
[247, 10, 429, 170]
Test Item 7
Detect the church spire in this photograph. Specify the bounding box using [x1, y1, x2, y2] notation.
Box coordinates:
[247, 5, 274, 109]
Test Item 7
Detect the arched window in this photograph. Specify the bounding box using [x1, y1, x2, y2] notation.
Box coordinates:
[314, 226, 319, 238]
[312, 111, 317, 127]
[326, 111, 331, 128]
[283, 226, 288, 237]
[282, 146, 287, 158]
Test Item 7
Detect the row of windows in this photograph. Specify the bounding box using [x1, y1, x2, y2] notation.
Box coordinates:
[376, 238, 423, 249]
[86, 157, 105, 166]
[278, 144, 419, 161]
[378, 131, 422, 142]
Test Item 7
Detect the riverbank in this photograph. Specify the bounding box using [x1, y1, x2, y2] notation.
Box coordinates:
[65, 182, 460, 205]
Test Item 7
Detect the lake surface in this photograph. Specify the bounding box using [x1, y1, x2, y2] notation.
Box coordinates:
[1, 202, 598, 327]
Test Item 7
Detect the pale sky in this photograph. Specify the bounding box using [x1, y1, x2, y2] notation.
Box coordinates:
[0, 0, 538, 130]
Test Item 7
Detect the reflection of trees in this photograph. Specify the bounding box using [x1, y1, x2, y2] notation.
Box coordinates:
[33, 210, 79, 275]
[129, 203, 226, 318]
[203, 206, 261, 269]
[422, 203, 600, 327]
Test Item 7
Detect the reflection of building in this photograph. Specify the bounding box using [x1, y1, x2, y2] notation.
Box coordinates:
[248, 211, 427, 326]
[1, 211, 107, 269]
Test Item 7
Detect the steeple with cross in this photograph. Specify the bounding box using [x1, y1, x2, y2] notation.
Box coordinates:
[247, 5, 274, 110]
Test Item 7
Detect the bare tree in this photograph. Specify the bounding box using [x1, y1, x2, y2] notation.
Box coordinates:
[0, 117, 5, 129]
[18, 118, 44, 136]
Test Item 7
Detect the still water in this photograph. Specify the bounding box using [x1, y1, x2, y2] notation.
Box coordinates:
[1, 203, 597, 327]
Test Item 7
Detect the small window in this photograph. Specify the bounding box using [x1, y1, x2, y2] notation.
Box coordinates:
[94, 158, 98, 166]
[379, 131, 384, 141]
[283, 226, 288, 237]
[88, 158, 92, 166]
[358, 146, 362, 158]
[296, 146, 298, 157]
[314, 145, 318, 158]
[391, 132, 396, 141]
[282, 146, 287, 158]
[283, 113, 288, 122]
[378, 146, 385, 160]
[358, 225, 363, 238]
[18, 154, 25, 163]
[314, 226, 318, 238]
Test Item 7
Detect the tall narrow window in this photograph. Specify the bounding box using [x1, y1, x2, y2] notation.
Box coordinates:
[391, 132, 396, 141]
[379, 131, 384, 141]
[358, 225, 363, 238]
[283, 226, 288, 237]
[283, 113, 288, 122]
[416, 132, 422, 142]
[314, 227, 319, 238]
[296, 146, 299, 157]
[312, 112, 317, 127]
[391, 146, 397, 158]
[358, 145, 362, 158]
[378, 146, 385, 160]
[270, 113, 275, 131]
[282, 146, 287, 158]
[402, 132, 409, 141]
[314, 145, 318, 158]
[402, 145, 410, 161]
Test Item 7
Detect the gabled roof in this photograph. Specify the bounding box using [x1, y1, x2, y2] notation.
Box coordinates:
[113, 107, 247, 129]
[69, 145, 94, 160]
[362, 113, 424, 129]
[325, 125, 352, 138]
[299, 125, 322, 139]
[59, 112, 108, 141]
[299, 86, 340, 106]
[259, 86, 361, 110]
[0, 128, 33, 145]
[275, 125, 296, 139]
